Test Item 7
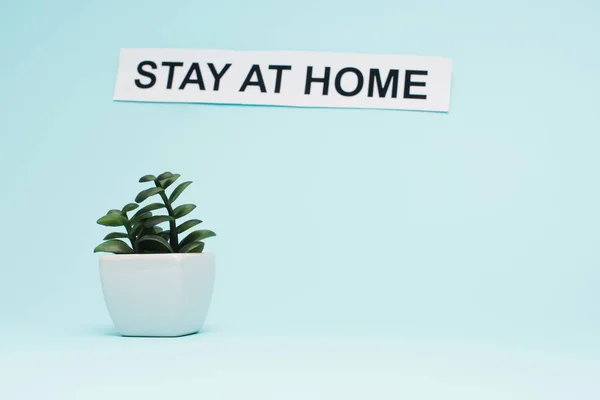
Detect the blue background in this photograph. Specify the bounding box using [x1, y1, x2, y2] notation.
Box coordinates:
[1, 0, 599, 398]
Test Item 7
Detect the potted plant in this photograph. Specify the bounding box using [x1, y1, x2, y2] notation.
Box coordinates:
[94, 172, 217, 337]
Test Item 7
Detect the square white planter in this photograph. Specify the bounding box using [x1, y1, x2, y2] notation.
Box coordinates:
[99, 253, 216, 337]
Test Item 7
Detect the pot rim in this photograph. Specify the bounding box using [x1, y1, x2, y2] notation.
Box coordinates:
[99, 252, 214, 260]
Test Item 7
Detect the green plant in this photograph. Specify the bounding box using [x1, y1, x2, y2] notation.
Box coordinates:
[93, 172, 216, 254]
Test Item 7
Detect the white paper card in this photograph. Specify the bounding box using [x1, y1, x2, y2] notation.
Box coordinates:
[113, 48, 452, 112]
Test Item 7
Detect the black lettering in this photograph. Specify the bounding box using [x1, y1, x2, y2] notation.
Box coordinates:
[178, 63, 205, 90]
[240, 65, 267, 92]
[268, 65, 292, 93]
[334, 67, 364, 97]
[208, 63, 232, 91]
[305, 66, 331, 95]
[404, 70, 428, 99]
[162, 62, 184, 89]
[134, 61, 157, 89]
[368, 69, 399, 98]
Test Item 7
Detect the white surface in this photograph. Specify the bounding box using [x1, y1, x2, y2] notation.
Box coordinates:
[113, 48, 453, 112]
[99, 253, 216, 337]
[1, 331, 598, 400]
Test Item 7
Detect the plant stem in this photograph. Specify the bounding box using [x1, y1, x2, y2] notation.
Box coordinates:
[155, 183, 179, 251]
[124, 223, 135, 249]
[122, 210, 136, 250]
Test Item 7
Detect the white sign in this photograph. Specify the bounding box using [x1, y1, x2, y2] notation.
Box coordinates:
[113, 48, 453, 112]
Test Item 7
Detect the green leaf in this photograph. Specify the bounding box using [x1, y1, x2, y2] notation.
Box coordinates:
[130, 211, 153, 225]
[169, 181, 192, 203]
[156, 172, 174, 181]
[179, 241, 205, 253]
[103, 232, 129, 240]
[158, 230, 171, 240]
[176, 219, 202, 234]
[97, 214, 128, 227]
[107, 209, 122, 215]
[139, 226, 164, 236]
[133, 203, 165, 217]
[137, 235, 173, 253]
[122, 203, 139, 213]
[173, 204, 196, 219]
[180, 229, 216, 248]
[131, 223, 147, 237]
[131, 212, 153, 237]
[93, 239, 133, 254]
[139, 227, 153, 235]
[159, 173, 180, 189]
[144, 215, 174, 228]
[139, 174, 156, 182]
[188, 243, 205, 253]
[135, 187, 164, 203]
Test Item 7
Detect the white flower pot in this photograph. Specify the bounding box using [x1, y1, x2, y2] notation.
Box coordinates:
[99, 253, 216, 337]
